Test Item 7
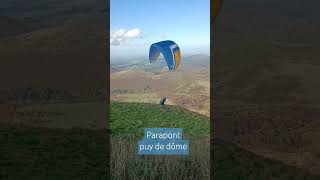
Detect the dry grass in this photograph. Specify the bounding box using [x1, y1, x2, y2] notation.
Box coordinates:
[111, 136, 209, 180]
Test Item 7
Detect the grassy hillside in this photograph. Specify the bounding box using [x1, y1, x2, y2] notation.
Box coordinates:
[0, 0, 107, 97]
[0, 125, 108, 180]
[213, 139, 319, 180]
[110, 102, 319, 179]
[110, 101, 210, 179]
[110, 101, 209, 139]
[213, 0, 320, 174]
[1, 102, 319, 179]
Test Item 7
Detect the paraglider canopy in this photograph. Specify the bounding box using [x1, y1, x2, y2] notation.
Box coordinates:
[149, 40, 180, 71]
[212, 0, 224, 21]
[211, 0, 224, 29]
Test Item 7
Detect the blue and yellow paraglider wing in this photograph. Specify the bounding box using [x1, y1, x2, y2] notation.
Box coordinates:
[149, 40, 180, 71]
[170, 44, 180, 70]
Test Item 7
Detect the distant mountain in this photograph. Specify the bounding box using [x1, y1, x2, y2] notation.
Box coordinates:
[0, 0, 107, 98]
[110, 54, 210, 73]
[224, 0, 320, 20]
[181, 54, 210, 69]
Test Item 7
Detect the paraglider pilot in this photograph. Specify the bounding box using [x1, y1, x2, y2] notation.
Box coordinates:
[159, 98, 167, 105]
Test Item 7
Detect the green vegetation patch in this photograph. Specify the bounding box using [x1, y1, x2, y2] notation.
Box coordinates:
[110, 101, 209, 139]
[0, 125, 108, 180]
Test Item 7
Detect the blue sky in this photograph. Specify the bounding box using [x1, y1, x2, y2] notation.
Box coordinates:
[110, 0, 210, 59]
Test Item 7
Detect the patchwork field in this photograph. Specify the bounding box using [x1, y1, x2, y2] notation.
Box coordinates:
[110, 55, 211, 116]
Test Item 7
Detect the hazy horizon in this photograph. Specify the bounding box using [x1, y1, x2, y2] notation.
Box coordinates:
[110, 53, 210, 66]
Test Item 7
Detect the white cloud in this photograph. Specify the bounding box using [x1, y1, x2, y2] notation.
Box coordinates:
[110, 28, 143, 46]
